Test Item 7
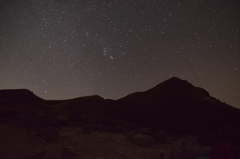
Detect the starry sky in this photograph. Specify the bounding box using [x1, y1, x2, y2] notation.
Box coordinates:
[0, 0, 240, 108]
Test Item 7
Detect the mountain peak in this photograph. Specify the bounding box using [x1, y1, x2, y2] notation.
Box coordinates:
[119, 77, 210, 103]
[156, 77, 191, 88]
[150, 77, 210, 100]
[167, 76, 183, 81]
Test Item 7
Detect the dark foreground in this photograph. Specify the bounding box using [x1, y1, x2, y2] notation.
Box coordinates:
[0, 122, 213, 159]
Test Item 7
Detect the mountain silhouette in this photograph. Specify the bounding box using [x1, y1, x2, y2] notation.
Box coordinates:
[116, 77, 240, 134]
[0, 89, 44, 104]
[119, 77, 209, 103]
[0, 77, 240, 138]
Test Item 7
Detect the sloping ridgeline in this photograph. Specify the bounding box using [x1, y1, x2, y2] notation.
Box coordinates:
[1, 77, 240, 145]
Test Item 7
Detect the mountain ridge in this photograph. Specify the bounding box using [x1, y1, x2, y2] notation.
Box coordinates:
[118, 77, 211, 104]
[0, 89, 44, 104]
[0, 77, 240, 138]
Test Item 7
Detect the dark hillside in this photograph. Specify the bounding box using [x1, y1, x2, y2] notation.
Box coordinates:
[0, 78, 240, 145]
[116, 77, 240, 135]
[0, 89, 44, 104]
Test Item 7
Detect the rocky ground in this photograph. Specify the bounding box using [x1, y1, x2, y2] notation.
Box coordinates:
[0, 123, 211, 159]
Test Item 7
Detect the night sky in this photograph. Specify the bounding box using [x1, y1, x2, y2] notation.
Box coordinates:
[0, 0, 240, 108]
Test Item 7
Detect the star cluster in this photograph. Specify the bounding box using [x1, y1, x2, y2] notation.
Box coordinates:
[0, 0, 240, 108]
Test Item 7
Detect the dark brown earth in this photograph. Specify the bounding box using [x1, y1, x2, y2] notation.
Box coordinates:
[0, 122, 212, 159]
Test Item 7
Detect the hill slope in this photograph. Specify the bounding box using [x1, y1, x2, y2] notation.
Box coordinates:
[0, 89, 44, 104]
[0, 77, 240, 136]
[116, 77, 240, 134]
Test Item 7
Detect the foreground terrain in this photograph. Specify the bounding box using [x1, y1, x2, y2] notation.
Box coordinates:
[0, 122, 212, 159]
